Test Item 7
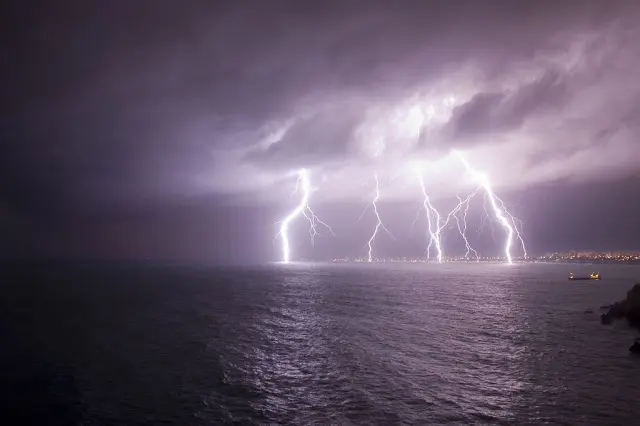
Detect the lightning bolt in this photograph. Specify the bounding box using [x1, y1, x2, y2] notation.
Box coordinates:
[365, 173, 393, 262]
[452, 150, 527, 264]
[276, 168, 334, 263]
[421, 186, 481, 263]
[452, 194, 480, 261]
[415, 171, 443, 262]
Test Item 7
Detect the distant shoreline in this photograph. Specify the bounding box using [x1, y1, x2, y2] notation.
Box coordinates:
[328, 259, 640, 265]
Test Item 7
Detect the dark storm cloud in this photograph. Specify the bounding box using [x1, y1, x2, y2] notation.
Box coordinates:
[243, 105, 363, 169]
[446, 70, 569, 141]
[2, 0, 640, 223]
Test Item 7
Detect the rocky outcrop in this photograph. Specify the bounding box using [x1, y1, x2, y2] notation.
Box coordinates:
[600, 283, 640, 329]
[630, 339, 640, 355]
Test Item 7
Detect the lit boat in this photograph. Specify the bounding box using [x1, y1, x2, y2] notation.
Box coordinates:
[569, 272, 602, 281]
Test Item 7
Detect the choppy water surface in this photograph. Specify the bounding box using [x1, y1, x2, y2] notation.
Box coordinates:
[1, 262, 639, 425]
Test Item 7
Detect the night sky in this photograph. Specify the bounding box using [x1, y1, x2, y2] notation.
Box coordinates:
[2, 1, 640, 263]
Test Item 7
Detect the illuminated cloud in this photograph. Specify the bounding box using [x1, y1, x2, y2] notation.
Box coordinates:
[3, 0, 640, 212]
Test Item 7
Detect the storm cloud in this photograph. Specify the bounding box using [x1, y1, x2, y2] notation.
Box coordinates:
[2, 0, 640, 260]
[445, 70, 569, 139]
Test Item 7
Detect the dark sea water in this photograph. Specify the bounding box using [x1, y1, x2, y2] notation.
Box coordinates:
[1, 262, 639, 425]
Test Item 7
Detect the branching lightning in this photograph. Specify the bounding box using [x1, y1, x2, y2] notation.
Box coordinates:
[452, 150, 527, 264]
[276, 169, 334, 263]
[416, 183, 482, 263]
[452, 194, 480, 261]
[410, 152, 526, 264]
[365, 173, 393, 262]
[272, 156, 525, 264]
[415, 170, 443, 262]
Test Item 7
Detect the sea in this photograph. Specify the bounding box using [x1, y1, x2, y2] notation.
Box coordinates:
[0, 261, 639, 425]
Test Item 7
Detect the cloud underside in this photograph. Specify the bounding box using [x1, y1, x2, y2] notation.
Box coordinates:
[199, 2, 640, 202]
[4, 0, 640, 214]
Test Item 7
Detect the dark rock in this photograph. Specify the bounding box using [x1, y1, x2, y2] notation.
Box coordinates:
[630, 340, 640, 354]
[601, 283, 640, 329]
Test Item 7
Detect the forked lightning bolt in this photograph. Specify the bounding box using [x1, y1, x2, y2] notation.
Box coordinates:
[422, 186, 481, 263]
[451, 194, 480, 261]
[415, 171, 443, 262]
[437, 192, 480, 260]
[412, 155, 525, 263]
[365, 173, 393, 262]
[276, 169, 334, 263]
[452, 150, 527, 264]
[273, 156, 524, 264]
